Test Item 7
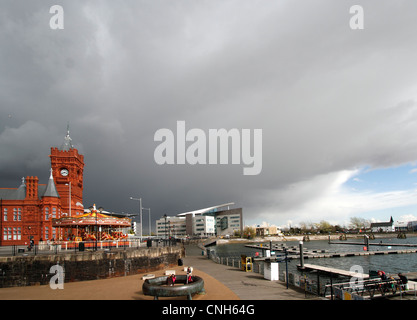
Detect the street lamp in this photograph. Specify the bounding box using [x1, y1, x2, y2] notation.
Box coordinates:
[65, 182, 71, 217]
[163, 214, 168, 239]
[130, 197, 143, 241]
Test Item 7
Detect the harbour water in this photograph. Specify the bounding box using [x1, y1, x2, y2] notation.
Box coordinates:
[211, 235, 417, 276]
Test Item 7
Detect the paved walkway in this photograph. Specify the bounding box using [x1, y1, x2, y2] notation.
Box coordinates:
[0, 244, 318, 300]
[182, 244, 318, 300]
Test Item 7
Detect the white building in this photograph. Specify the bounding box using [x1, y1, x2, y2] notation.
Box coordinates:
[370, 217, 395, 233]
[193, 215, 216, 237]
[156, 216, 187, 238]
[156, 203, 243, 238]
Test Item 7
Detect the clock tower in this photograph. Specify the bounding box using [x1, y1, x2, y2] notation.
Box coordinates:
[50, 126, 84, 217]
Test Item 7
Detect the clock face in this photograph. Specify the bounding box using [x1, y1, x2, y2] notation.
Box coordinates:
[60, 169, 69, 176]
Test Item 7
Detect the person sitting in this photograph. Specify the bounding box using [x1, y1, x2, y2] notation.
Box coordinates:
[377, 270, 387, 281]
[398, 273, 408, 290]
[166, 274, 176, 286]
[186, 267, 193, 283]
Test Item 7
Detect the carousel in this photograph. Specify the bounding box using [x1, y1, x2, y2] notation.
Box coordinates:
[52, 204, 131, 242]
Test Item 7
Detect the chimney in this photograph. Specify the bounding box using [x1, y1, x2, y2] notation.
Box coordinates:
[25, 176, 39, 200]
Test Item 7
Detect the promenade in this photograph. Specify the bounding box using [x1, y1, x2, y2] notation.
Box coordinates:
[0, 244, 317, 300]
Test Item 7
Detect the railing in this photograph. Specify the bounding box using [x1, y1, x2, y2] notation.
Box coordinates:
[324, 278, 416, 300]
[1, 238, 180, 256]
[206, 249, 266, 275]
[204, 248, 328, 296]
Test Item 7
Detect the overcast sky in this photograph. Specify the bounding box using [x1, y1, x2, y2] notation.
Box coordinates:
[1, 0, 417, 231]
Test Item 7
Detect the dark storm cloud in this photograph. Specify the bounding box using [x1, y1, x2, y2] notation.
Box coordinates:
[2, 1, 417, 229]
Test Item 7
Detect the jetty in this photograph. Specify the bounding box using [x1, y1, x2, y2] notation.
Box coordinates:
[300, 264, 369, 279]
[246, 243, 417, 261]
[329, 241, 417, 247]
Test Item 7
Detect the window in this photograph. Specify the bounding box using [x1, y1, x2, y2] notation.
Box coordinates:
[45, 227, 49, 240]
[3, 208, 7, 221]
[45, 207, 49, 220]
[52, 207, 57, 218]
[13, 227, 21, 240]
[18, 208, 22, 221]
[13, 208, 17, 221]
[3, 228, 12, 240]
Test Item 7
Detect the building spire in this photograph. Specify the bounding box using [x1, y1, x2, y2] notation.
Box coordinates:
[43, 168, 60, 198]
[60, 122, 74, 151]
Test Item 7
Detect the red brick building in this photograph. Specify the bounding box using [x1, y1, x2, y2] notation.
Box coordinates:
[0, 127, 85, 246]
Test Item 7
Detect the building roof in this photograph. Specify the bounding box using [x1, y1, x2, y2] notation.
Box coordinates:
[370, 216, 394, 228]
[0, 178, 26, 200]
[0, 171, 61, 201]
[177, 202, 235, 217]
[43, 169, 60, 198]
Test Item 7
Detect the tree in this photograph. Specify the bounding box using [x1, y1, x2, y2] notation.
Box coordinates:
[242, 227, 256, 239]
[318, 220, 333, 233]
[349, 217, 369, 230]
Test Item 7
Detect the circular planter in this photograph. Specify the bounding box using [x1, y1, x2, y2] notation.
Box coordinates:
[142, 275, 204, 300]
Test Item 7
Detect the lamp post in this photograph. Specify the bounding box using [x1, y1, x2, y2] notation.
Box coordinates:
[65, 182, 71, 217]
[130, 197, 143, 241]
[163, 214, 167, 239]
[98, 207, 104, 250]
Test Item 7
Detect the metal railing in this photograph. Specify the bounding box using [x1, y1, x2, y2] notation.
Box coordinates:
[205, 248, 324, 296]
[324, 277, 417, 300]
[206, 249, 265, 274]
[1, 238, 180, 256]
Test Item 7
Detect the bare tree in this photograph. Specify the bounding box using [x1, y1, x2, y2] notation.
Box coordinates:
[349, 217, 370, 230]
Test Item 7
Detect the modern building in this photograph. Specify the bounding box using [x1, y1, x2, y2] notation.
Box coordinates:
[156, 216, 187, 238]
[0, 127, 85, 245]
[156, 203, 243, 238]
[394, 221, 408, 232]
[407, 221, 417, 232]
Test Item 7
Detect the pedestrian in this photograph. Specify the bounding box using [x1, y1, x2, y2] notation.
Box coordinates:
[398, 273, 408, 290]
[187, 267, 193, 283]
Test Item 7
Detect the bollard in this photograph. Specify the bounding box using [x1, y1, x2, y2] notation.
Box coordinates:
[364, 235, 369, 252]
[299, 241, 304, 269]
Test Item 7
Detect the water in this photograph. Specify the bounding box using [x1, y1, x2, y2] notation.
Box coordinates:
[211, 236, 417, 276]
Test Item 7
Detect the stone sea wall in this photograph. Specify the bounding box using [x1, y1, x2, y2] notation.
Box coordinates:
[0, 246, 184, 288]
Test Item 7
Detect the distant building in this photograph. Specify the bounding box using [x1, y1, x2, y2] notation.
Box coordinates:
[407, 221, 417, 232]
[370, 217, 395, 233]
[255, 225, 279, 237]
[155, 203, 242, 238]
[395, 221, 408, 232]
[156, 216, 187, 238]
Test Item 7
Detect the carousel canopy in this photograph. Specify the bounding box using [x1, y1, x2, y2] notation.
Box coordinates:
[52, 206, 131, 228]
